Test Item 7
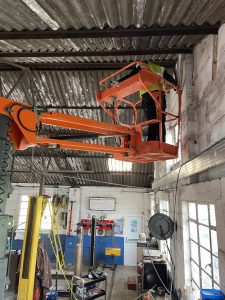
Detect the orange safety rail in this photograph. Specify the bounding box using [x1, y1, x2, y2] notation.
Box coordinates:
[96, 61, 181, 162]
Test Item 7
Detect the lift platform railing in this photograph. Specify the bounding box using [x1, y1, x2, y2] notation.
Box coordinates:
[96, 61, 181, 162]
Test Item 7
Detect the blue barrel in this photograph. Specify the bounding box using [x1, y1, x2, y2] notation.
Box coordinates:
[200, 289, 225, 300]
[46, 291, 58, 300]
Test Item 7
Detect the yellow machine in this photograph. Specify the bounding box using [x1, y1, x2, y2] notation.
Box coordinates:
[105, 248, 121, 256]
[17, 196, 44, 300]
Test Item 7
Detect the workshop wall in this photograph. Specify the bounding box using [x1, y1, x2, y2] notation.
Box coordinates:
[66, 186, 150, 265]
[6, 185, 150, 266]
[153, 23, 225, 296]
[5, 185, 71, 263]
[5, 185, 70, 234]
[154, 179, 225, 296]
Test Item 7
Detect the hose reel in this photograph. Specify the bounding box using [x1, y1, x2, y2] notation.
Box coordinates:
[148, 213, 175, 240]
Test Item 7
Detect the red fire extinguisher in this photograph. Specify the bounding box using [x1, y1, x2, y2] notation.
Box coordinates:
[33, 286, 41, 300]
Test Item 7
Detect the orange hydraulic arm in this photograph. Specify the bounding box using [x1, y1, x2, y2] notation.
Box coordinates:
[0, 61, 181, 163]
[0, 97, 135, 155]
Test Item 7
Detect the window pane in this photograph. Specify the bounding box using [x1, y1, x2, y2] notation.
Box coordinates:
[211, 230, 218, 256]
[19, 208, 28, 216]
[198, 205, 209, 225]
[199, 225, 210, 247]
[191, 261, 200, 287]
[41, 202, 51, 230]
[192, 281, 200, 300]
[190, 222, 198, 242]
[20, 201, 29, 209]
[212, 256, 219, 284]
[189, 203, 196, 220]
[18, 216, 27, 224]
[210, 205, 216, 226]
[192, 280, 200, 290]
[214, 283, 220, 289]
[160, 200, 169, 215]
[191, 241, 199, 264]
[200, 247, 212, 275]
[201, 270, 212, 288]
[21, 195, 29, 201]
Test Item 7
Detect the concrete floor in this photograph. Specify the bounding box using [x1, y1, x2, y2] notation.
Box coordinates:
[57, 266, 137, 300]
[111, 266, 137, 300]
[6, 266, 137, 300]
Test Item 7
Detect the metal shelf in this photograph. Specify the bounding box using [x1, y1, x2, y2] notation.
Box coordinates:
[75, 290, 106, 300]
[72, 275, 107, 300]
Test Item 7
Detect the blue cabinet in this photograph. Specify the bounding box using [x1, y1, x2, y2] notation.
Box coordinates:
[64, 236, 77, 264]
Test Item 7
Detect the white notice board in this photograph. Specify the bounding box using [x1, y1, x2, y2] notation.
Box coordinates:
[89, 197, 116, 211]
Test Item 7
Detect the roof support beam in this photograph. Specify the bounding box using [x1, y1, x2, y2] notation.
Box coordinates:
[12, 170, 153, 176]
[0, 61, 176, 71]
[35, 105, 140, 110]
[13, 152, 111, 158]
[0, 48, 192, 58]
[0, 23, 219, 40]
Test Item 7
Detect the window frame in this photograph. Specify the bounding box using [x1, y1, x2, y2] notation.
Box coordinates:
[159, 200, 171, 262]
[17, 195, 52, 232]
[188, 202, 219, 290]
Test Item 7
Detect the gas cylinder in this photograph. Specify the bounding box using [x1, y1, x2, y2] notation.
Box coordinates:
[33, 287, 40, 300]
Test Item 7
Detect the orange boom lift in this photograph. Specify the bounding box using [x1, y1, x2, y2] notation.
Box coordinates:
[0, 61, 181, 163]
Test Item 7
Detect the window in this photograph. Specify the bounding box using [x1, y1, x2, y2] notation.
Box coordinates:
[149, 193, 155, 217]
[17, 195, 52, 231]
[166, 124, 181, 172]
[188, 203, 219, 292]
[108, 158, 132, 172]
[159, 200, 171, 261]
[160, 200, 169, 216]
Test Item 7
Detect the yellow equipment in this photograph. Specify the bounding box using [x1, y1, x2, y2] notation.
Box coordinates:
[17, 196, 44, 300]
[105, 247, 121, 256]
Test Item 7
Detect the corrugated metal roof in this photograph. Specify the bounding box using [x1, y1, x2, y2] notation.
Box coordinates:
[1, 0, 224, 187]
[0, 0, 224, 30]
[11, 151, 154, 187]
[0, 0, 224, 63]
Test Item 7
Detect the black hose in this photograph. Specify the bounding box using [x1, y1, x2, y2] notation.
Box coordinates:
[17, 107, 38, 133]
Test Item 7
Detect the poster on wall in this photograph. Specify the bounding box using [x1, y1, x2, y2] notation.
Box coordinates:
[89, 197, 116, 211]
[114, 219, 123, 234]
[125, 215, 143, 243]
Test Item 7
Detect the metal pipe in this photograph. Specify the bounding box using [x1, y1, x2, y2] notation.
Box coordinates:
[0, 24, 219, 40]
[89, 216, 96, 271]
[74, 225, 83, 277]
[0, 61, 175, 71]
[0, 47, 192, 58]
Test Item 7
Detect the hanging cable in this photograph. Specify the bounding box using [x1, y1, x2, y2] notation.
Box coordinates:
[48, 232, 78, 300]
[48, 201, 65, 268]
[147, 247, 175, 300]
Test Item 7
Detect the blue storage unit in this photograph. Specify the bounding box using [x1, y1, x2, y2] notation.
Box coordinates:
[12, 234, 125, 266]
[12, 233, 66, 263]
[12, 239, 23, 250]
[83, 235, 91, 265]
[64, 235, 76, 265]
[82, 235, 124, 265]
[201, 289, 225, 300]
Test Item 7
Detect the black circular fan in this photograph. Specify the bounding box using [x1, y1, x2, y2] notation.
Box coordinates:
[148, 213, 175, 240]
